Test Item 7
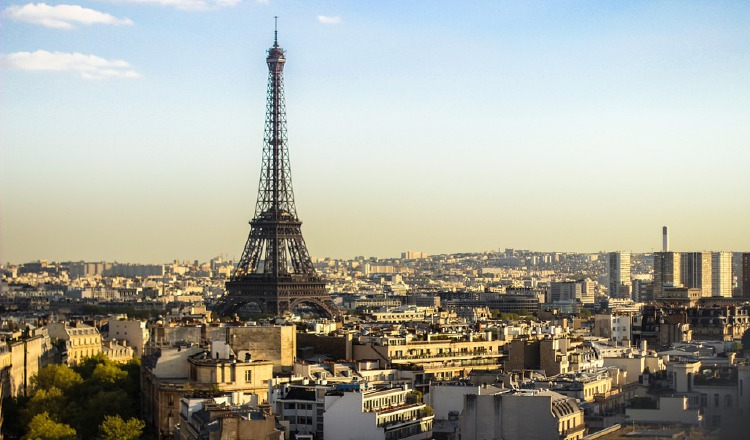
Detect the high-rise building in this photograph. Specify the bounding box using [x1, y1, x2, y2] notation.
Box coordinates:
[711, 251, 732, 298]
[742, 253, 750, 298]
[681, 252, 712, 297]
[653, 252, 681, 299]
[608, 252, 632, 299]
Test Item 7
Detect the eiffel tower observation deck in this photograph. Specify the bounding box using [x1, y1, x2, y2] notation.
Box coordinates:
[221, 23, 337, 319]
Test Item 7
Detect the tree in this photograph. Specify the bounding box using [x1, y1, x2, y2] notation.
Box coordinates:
[31, 364, 83, 394]
[23, 412, 77, 440]
[73, 353, 113, 380]
[98, 415, 145, 440]
[90, 363, 128, 387]
[742, 329, 750, 353]
[23, 387, 67, 425]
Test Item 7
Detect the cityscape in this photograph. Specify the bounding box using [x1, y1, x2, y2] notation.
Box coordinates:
[2, 2, 750, 440]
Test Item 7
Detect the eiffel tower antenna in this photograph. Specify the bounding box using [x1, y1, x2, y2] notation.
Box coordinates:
[274, 16, 278, 47]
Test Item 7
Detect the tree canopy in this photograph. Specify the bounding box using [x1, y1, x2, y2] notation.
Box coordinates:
[98, 415, 145, 440]
[23, 412, 77, 440]
[6, 355, 144, 440]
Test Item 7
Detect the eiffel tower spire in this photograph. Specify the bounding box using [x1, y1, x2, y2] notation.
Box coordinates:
[221, 24, 337, 318]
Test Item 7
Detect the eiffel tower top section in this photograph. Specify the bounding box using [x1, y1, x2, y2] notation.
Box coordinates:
[255, 17, 296, 221]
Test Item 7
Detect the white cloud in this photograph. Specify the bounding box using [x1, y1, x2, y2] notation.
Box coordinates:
[317, 15, 341, 25]
[101, 0, 241, 10]
[1, 50, 141, 79]
[3, 3, 133, 29]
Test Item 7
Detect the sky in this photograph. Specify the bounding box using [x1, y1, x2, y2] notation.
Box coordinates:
[2, 1, 749, 264]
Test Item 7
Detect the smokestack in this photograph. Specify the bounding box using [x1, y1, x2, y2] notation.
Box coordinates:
[662, 226, 668, 252]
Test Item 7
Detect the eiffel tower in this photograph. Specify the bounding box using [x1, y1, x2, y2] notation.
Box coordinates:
[221, 24, 337, 319]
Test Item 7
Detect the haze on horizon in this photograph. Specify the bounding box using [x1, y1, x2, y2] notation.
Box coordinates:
[2, 1, 749, 264]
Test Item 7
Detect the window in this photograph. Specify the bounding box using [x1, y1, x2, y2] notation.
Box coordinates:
[725, 395, 732, 408]
[245, 370, 252, 382]
[714, 394, 720, 407]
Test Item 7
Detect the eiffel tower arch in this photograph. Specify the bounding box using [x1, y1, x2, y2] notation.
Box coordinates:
[220, 23, 338, 320]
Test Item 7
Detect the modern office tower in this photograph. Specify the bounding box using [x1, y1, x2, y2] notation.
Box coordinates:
[662, 226, 669, 252]
[681, 252, 712, 297]
[742, 253, 750, 298]
[711, 251, 732, 298]
[220, 27, 336, 318]
[653, 252, 681, 299]
[608, 252, 632, 299]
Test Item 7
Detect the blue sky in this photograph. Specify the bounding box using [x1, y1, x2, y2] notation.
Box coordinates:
[2, 1, 749, 263]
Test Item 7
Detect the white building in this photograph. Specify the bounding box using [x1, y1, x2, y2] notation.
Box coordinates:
[108, 318, 149, 357]
[594, 314, 632, 343]
[458, 390, 585, 440]
[323, 384, 433, 440]
[625, 395, 702, 425]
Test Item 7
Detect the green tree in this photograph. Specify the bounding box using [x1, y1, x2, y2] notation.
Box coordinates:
[98, 414, 145, 440]
[73, 353, 112, 380]
[23, 412, 77, 440]
[76, 389, 136, 439]
[22, 387, 67, 425]
[31, 364, 83, 394]
[741, 329, 750, 353]
[90, 363, 128, 387]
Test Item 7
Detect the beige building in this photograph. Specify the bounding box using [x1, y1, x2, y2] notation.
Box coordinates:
[176, 395, 284, 440]
[47, 322, 102, 365]
[102, 339, 134, 363]
[711, 251, 732, 298]
[141, 341, 274, 438]
[108, 318, 149, 357]
[148, 324, 296, 374]
[353, 333, 505, 394]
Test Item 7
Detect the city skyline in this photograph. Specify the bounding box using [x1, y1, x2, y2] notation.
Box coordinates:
[3, 1, 749, 263]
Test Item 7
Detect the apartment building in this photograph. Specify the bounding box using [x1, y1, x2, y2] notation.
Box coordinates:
[47, 322, 102, 365]
[141, 341, 274, 438]
[323, 384, 433, 440]
[458, 390, 585, 440]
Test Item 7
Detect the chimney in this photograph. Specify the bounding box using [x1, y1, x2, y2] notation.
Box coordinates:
[662, 226, 669, 252]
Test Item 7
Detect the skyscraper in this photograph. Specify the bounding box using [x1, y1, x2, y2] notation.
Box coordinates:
[681, 252, 712, 297]
[742, 253, 750, 298]
[653, 252, 681, 299]
[608, 252, 631, 299]
[220, 26, 337, 318]
[711, 251, 732, 298]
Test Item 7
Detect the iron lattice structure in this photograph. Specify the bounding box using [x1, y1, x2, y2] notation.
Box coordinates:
[222, 30, 337, 319]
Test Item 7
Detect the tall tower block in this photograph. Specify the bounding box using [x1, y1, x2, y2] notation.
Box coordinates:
[608, 252, 632, 299]
[220, 25, 337, 318]
[662, 226, 668, 252]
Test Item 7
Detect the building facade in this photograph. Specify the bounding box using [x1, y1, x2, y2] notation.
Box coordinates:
[711, 252, 732, 298]
[681, 252, 712, 297]
[608, 252, 631, 299]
